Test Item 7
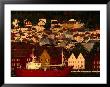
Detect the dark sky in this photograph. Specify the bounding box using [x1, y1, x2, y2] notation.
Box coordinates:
[11, 11, 100, 28]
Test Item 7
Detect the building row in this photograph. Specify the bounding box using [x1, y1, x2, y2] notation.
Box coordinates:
[11, 48, 100, 73]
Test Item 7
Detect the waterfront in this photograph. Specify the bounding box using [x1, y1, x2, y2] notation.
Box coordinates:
[69, 71, 100, 77]
[11, 11, 100, 77]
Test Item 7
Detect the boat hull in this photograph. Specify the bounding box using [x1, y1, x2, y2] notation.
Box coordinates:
[15, 67, 72, 77]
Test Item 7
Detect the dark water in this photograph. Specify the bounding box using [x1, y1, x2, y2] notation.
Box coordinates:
[69, 72, 100, 77]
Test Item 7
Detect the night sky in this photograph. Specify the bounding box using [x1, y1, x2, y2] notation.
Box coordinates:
[11, 11, 100, 28]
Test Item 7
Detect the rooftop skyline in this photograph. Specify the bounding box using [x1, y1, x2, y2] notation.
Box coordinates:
[11, 11, 100, 29]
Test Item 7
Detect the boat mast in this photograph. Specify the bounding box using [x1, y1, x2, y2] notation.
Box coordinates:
[31, 48, 35, 59]
[61, 48, 64, 64]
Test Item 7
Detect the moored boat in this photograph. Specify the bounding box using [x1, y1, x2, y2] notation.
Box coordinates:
[15, 48, 73, 77]
[15, 66, 72, 77]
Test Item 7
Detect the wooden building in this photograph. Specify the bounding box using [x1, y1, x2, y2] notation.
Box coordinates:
[92, 53, 100, 71]
[68, 53, 85, 70]
[40, 49, 51, 69]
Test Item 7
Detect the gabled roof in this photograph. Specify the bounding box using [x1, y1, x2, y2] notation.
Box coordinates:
[40, 49, 50, 59]
[68, 53, 76, 60]
[77, 53, 85, 60]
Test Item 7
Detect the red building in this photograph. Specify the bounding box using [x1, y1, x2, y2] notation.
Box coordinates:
[91, 53, 100, 71]
[11, 49, 32, 72]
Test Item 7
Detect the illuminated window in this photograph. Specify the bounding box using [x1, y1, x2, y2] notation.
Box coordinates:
[94, 61, 95, 64]
[97, 66, 99, 69]
[13, 63, 14, 66]
[16, 59, 18, 61]
[29, 58, 30, 61]
[17, 63, 19, 66]
[97, 61, 98, 64]
[13, 63, 15, 66]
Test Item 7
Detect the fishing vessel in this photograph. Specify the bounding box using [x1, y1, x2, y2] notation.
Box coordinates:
[15, 48, 73, 77]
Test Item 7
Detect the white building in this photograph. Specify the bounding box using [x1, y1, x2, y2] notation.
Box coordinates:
[68, 53, 77, 69]
[77, 53, 85, 69]
[74, 36, 84, 43]
[68, 53, 85, 70]
[33, 19, 46, 32]
[24, 20, 32, 27]
[38, 19, 46, 26]
[26, 55, 41, 70]
[51, 20, 58, 28]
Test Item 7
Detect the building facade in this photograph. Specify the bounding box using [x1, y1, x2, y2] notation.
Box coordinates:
[92, 53, 100, 71]
[40, 49, 51, 69]
[68, 53, 77, 69]
[68, 53, 85, 70]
